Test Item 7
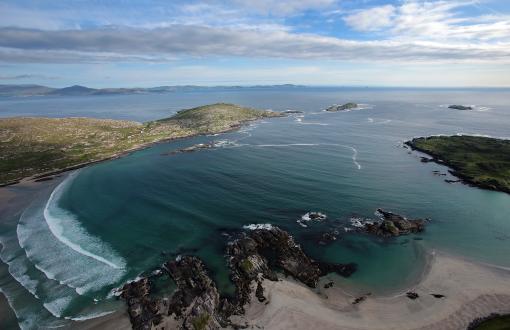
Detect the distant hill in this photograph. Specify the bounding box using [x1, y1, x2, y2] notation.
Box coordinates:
[0, 84, 307, 97]
[0, 84, 56, 97]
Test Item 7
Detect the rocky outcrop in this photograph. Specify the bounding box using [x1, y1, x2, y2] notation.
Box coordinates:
[120, 256, 225, 330]
[226, 226, 356, 312]
[448, 105, 472, 110]
[164, 256, 224, 329]
[120, 277, 163, 330]
[326, 103, 358, 112]
[120, 227, 357, 329]
[163, 142, 215, 156]
[363, 209, 427, 237]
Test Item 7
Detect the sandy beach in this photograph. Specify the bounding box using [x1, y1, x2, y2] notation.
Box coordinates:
[238, 251, 510, 330]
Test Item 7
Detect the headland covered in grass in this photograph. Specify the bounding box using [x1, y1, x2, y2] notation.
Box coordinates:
[406, 135, 510, 194]
[0, 103, 283, 186]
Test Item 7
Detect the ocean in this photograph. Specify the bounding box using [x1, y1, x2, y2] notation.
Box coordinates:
[1, 87, 509, 329]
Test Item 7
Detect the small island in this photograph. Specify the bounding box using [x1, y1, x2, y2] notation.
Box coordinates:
[406, 135, 510, 194]
[0, 103, 283, 186]
[448, 105, 473, 110]
[325, 102, 358, 112]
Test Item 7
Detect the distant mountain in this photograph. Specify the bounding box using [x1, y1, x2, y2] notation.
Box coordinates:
[0, 84, 307, 97]
[0, 84, 56, 97]
[48, 85, 97, 96]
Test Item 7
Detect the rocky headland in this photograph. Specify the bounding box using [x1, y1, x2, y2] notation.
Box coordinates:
[119, 226, 356, 329]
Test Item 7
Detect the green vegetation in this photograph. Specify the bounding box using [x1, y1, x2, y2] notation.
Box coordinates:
[406, 135, 510, 194]
[191, 313, 211, 330]
[471, 315, 510, 330]
[0, 103, 282, 185]
[240, 258, 254, 273]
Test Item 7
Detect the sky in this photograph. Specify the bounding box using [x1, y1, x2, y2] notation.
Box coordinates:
[0, 0, 509, 87]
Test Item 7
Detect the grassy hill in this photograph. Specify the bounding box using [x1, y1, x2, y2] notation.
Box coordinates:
[0, 103, 282, 185]
[406, 135, 510, 194]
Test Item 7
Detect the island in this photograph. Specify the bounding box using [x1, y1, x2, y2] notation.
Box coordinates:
[325, 102, 358, 112]
[405, 135, 510, 194]
[448, 105, 473, 110]
[0, 103, 283, 186]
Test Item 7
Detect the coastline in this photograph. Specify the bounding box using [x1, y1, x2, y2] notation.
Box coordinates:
[404, 139, 510, 195]
[236, 251, 510, 330]
[1, 115, 281, 188]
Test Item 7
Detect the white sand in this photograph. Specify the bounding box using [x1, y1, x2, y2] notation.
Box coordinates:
[239, 251, 510, 330]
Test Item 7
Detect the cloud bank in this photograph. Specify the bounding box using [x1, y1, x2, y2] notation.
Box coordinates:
[0, 25, 508, 63]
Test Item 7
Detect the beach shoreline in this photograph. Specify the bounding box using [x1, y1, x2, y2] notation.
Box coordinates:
[236, 250, 510, 330]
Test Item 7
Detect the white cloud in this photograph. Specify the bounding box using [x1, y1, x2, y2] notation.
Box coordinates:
[343, 1, 510, 42]
[0, 25, 508, 64]
[343, 5, 396, 32]
[233, 0, 336, 16]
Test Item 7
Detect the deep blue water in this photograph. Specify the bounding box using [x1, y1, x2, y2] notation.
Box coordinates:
[0, 88, 509, 329]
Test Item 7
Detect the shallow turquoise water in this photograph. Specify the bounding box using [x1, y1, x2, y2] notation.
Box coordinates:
[1, 88, 510, 328]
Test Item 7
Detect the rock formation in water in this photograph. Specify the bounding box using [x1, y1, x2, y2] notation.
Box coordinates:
[363, 209, 427, 237]
[448, 105, 473, 110]
[326, 103, 358, 112]
[226, 226, 356, 312]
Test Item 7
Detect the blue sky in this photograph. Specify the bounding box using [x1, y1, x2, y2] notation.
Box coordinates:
[0, 0, 509, 87]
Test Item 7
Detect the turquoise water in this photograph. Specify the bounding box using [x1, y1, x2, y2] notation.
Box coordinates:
[1, 88, 510, 328]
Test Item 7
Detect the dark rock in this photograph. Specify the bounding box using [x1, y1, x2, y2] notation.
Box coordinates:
[120, 277, 163, 330]
[255, 281, 266, 302]
[226, 226, 356, 313]
[448, 105, 473, 110]
[406, 292, 419, 300]
[120, 256, 225, 330]
[445, 179, 461, 183]
[431, 293, 445, 299]
[352, 293, 371, 305]
[420, 157, 432, 163]
[163, 256, 223, 329]
[326, 103, 358, 112]
[283, 110, 304, 114]
[324, 281, 334, 289]
[363, 209, 427, 237]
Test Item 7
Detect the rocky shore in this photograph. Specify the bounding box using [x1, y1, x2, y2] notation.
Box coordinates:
[119, 226, 356, 329]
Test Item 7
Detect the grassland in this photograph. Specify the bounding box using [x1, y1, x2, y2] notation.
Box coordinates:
[406, 135, 510, 194]
[0, 103, 282, 186]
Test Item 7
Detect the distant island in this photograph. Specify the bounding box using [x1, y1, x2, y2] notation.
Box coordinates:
[325, 102, 358, 112]
[0, 103, 283, 186]
[406, 135, 510, 194]
[0, 84, 306, 97]
[448, 105, 473, 110]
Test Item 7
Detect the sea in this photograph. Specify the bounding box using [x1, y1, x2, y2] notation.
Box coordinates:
[0, 87, 509, 329]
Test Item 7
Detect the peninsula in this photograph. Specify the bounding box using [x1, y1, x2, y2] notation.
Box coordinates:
[406, 135, 510, 194]
[0, 103, 283, 186]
